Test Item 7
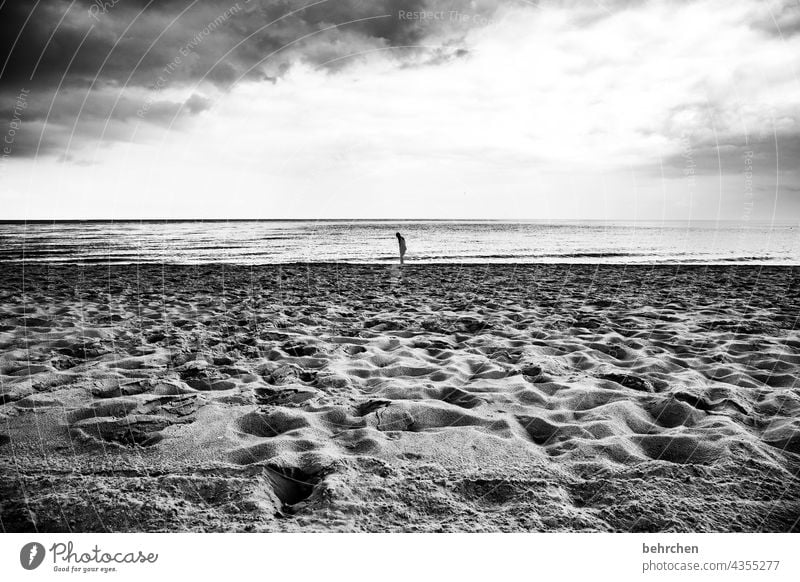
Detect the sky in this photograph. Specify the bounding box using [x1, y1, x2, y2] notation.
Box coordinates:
[0, 0, 799, 221]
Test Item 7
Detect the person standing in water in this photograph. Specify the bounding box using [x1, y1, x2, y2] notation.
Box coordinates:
[396, 232, 407, 265]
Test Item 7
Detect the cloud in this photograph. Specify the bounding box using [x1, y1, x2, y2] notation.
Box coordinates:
[0, 0, 437, 88]
[0, 0, 498, 158]
[750, 0, 800, 37]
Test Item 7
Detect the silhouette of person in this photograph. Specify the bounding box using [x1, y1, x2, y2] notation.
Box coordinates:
[396, 232, 407, 265]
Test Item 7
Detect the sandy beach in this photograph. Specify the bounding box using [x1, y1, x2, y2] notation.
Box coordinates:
[1, 263, 799, 532]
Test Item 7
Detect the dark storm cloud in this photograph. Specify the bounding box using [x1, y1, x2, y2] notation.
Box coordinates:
[0, 0, 485, 158]
[0, 0, 436, 89]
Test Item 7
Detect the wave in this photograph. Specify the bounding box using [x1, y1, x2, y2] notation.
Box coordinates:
[391, 252, 650, 260]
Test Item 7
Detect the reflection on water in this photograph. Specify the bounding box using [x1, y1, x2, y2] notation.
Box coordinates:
[0, 220, 797, 265]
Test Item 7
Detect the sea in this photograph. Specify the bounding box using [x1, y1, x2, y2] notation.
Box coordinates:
[0, 220, 798, 265]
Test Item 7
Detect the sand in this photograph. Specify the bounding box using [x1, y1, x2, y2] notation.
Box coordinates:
[1, 263, 799, 532]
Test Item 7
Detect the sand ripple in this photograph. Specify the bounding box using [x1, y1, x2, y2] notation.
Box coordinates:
[1, 264, 798, 532]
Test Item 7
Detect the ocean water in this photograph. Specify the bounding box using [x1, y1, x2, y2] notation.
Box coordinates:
[0, 220, 798, 265]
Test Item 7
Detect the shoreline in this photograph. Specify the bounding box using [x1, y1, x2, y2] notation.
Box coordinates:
[1, 261, 799, 267]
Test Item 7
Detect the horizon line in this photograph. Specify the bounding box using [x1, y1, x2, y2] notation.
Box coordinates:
[1, 218, 797, 224]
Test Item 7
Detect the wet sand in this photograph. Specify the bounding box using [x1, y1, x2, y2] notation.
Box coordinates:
[1, 263, 799, 532]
